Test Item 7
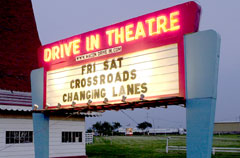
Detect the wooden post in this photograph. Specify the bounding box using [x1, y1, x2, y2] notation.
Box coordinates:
[166, 137, 169, 153]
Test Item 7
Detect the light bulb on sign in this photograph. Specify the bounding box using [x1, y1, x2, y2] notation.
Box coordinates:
[72, 101, 76, 108]
[122, 96, 127, 103]
[57, 103, 61, 109]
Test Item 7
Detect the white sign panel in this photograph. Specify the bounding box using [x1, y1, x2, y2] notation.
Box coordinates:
[46, 44, 179, 108]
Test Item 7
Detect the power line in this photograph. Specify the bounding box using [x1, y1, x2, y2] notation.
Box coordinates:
[120, 110, 139, 125]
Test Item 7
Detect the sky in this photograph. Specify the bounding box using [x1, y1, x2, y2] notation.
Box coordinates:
[31, 0, 240, 129]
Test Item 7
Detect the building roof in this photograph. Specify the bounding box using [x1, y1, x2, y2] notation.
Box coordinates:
[0, 89, 102, 117]
[0, 0, 41, 92]
[215, 121, 240, 124]
[0, 89, 32, 111]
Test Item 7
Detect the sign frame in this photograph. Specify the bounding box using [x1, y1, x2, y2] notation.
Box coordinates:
[38, 1, 201, 110]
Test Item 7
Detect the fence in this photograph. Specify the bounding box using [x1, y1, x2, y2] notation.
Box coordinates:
[85, 132, 94, 144]
[212, 147, 240, 155]
[165, 136, 240, 155]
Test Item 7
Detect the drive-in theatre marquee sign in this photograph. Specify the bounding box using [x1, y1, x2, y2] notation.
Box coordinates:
[38, 2, 200, 110]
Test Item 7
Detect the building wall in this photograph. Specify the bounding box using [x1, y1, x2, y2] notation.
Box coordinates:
[49, 116, 86, 158]
[0, 115, 86, 158]
[214, 122, 240, 134]
[0, 118, 34, 158]
[0, 0, 41, 92]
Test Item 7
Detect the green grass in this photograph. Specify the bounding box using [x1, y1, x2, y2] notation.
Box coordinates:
[86, 135, 240, 158]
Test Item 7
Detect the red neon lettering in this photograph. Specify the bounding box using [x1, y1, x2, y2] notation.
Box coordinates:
[115, 27, 124, 44]
[43, 11, 181, 63]
[43, 39, 81, 62]
[52, 46, 60, 60]
[135, 21, 146, 39]
[64, 42, 72, 57]
[60, 44, 64, 58]
[44, 48, 51, 62]
[125, 24, 135, 42]
[105, 11, 180, 46]
[86, 35, 100, 52]
[73, 39, 81, 54]
[156, 15, 168, 34]
[106, 30, 115, 46]
[170, 11, 180, 31]
[145, 18, 157, 36]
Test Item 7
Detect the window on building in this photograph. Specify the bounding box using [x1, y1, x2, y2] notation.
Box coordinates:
[6, 131, 33, 144]
[62, 131, 82, 143]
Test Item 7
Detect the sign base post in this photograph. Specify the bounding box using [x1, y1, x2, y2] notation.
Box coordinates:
[185, 30, 221, 158]
[186, 98, 216, 158]
[31, 68, 49, 158]
[32, 112, 49, 158]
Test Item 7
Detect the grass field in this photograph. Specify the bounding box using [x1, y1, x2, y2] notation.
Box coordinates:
[86, 135, 240, 158]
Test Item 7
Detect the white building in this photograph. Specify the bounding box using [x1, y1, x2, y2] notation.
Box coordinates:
[0, 89, 99, 158]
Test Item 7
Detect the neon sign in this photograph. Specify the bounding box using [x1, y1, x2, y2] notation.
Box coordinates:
[42, 11, 180, 63]
[38, 2, 200, 68]
[38, 1, 201, 109]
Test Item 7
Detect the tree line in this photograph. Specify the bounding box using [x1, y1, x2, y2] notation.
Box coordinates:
[87, 121, 152, 136]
